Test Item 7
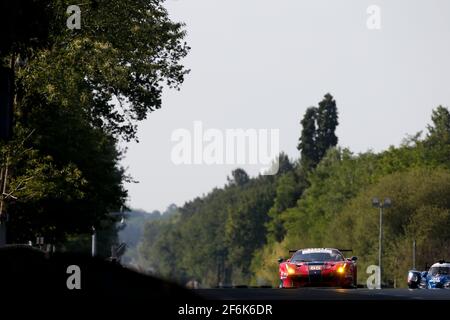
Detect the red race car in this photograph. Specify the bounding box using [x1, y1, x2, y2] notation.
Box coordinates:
[278, 248, 357, 288]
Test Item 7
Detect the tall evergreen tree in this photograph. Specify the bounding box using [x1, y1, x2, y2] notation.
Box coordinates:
[427, 105, 450, 144]
[297, 107, 319, 171]
[277, 152, 294, 175]
[227, 168, 250, 186]
[316, 93, 339, 159]
[424, 106, 450, 167]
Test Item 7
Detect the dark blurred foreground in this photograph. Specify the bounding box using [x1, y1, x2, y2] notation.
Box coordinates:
[1, 245, 450, 319]
[0, 245, 201, 302]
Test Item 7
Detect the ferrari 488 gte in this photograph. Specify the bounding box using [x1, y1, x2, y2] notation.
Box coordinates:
[278, 248, 357, 288]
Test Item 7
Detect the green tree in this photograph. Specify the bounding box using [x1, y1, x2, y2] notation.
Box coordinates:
[297, 107, 318, 171]
[316, 93, 339, 160]
[18, 0, 190, 141]
[329, 167, 450, 287]
[227, 168, 250, 186]
[0, 0, 189, 250]
[427, 106, 450, 144]
[423, 106, 450, 168]
[225, 183, 275, 282]
[266, 171, 298, 243]
[277, 152, 294, 175]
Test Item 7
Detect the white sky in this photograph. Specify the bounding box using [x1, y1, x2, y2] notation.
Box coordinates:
[121, 0, 450, 212]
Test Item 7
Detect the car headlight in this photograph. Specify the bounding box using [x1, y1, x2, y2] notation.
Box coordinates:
[337, 263, 347, 274]
[408, 272, 418, 282]
[286, 264, 296, 275]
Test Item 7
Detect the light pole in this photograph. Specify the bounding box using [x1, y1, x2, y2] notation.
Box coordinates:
[91, 226, 97, 257]
[372, 197, 391, 288]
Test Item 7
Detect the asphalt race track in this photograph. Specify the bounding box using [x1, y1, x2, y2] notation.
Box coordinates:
[196, 287, 450, 300]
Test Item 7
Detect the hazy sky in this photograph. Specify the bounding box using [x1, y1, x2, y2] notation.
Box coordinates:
[121, 0, 450, 212]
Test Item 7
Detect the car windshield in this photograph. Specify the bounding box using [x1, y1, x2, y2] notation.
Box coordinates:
[429, 266, 450, 276]
[291, 250, 344, 262]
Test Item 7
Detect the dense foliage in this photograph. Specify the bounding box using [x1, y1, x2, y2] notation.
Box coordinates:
[0, 0, 188, 254]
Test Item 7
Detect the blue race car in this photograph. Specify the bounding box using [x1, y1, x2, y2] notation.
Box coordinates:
[408, 260, 450, 289]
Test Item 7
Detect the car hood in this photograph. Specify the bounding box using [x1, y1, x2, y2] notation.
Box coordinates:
[290, 261, 343, 265]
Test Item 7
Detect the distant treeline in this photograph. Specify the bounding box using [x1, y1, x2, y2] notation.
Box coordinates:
[119, 204, 178, 269]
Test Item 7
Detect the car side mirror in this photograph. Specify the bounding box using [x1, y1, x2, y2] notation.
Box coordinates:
[350, 256, 358, 261]
[278, 257, 284, 263]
